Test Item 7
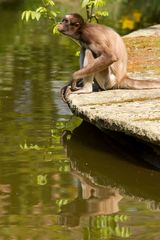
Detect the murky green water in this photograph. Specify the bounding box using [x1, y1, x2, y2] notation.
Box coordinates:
[0, 5, 160, 240]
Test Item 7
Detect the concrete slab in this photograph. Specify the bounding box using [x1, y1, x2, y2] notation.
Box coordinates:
[67, 89, 160, 145]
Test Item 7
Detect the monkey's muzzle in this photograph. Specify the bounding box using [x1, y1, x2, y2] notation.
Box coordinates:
[57, 23, 65, 33]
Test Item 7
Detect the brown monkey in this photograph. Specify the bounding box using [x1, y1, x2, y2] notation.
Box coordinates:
[58, 13, 160, 101]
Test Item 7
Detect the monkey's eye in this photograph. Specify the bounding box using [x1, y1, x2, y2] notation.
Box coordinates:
[70, 22, 79, 27]
[62, 18, 69, 23]
[70, 22, 75, 26]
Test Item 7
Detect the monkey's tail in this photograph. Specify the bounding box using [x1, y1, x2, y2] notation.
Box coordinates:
[120, 76, 160, 89]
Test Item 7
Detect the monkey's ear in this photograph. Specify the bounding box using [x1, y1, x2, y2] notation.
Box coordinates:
[70, 22, 80, 27]
[70, 22, 81, 27]
[75, 22, 80, 27]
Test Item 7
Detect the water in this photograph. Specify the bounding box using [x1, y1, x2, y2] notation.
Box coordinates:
[0, 5, 160, 240]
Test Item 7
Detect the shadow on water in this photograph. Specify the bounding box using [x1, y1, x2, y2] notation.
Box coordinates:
[58, 121, 160, 236]
[62, 121, 160, 201]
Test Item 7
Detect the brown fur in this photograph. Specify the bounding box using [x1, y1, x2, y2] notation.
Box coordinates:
[58, 13, 160, 101]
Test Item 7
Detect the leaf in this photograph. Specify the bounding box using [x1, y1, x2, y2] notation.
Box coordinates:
[115, 225, 121, 237]
[25, 11, 31, 22]
[21, 11, 31, 22]
[75, 50, 80, 57]
[35, 12, 41, 21]
[53, 24, 59, 35]
[31, 11, 36, 20]
[94, 0, 106, 7]
[48, 0, 55, 6]
[21, 10, 41, 22]
[19, 141, 42, 150]
[96, 11, 109, 17]
[114, 215, 120, 222]
[36, 7, 47, 13]
[37, 175, 47, 185]
[19, 144, 23, 149]
[21, 11, 26, 20]
[50, 11, 57, 17]
[81, 0, 90, 8]
[44, 0, 55, 6]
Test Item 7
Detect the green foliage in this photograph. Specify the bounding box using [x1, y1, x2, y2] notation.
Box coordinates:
[81, 0, 105, 9]
[20, 141, 42, 150]
[83, 214, 131, 239]
[21, 10, 41, 21]
[89, 214, 128, 228]
[21, 0, 160, 38]
[75, 50, 80, 57]
[20, 118, 81, 153]
[52, 23, 59, 34]
[21, 0, 59, 34]
[43, 0, 55, 7]
[81, 0, 108, 22]
[21, 0, 109, 35]
[37, 174, 48, 185]
[56, 199, 69, 212]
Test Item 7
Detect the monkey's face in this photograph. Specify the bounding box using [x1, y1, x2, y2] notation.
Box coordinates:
[58, 14, 82, 39]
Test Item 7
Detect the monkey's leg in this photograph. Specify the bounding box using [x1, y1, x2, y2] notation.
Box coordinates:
[94, 66, 117, 90]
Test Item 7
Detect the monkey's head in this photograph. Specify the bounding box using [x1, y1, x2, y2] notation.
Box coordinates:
[58, 13, 85, 39]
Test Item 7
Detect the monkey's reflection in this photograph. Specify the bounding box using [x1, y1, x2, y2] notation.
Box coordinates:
[59, 121, 160, 227]
[58, 171, 122, 227]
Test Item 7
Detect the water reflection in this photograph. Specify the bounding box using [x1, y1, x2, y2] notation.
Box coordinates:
[59, 174, 123, 227]
[0, 3, 160, 240]
[62, 121, 160, 200]
[59, 121, 160, 238]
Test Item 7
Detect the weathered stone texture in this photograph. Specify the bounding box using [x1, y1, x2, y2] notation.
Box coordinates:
[68, 89, 160, 145]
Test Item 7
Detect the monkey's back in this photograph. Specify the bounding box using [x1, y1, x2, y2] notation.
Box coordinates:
[83, 23, 127, 60]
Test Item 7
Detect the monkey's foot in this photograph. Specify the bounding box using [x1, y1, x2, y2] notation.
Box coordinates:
[71, 86, 81, 91]
[61, 84, 93, 103]
[61, 86, 73, 103]
[71, 84, 93, 94]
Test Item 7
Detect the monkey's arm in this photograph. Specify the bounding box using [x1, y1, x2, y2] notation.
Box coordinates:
[60, 47, 86, 102]
[71, 49, 118, 90]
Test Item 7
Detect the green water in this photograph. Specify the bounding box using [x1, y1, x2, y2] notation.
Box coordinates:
[0, 5, 160, 240]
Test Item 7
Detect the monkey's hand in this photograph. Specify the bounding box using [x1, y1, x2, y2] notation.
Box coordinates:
[71, 70, 85, 91]
[71, 78, 81, 91]
[71, 80, 76, 91]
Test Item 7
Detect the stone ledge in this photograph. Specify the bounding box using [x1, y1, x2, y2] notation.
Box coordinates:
[68, 89, 160, 146]
[124, 25, 160, 38]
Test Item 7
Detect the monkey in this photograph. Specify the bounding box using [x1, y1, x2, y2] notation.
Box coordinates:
[58, 13, 160, 102]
